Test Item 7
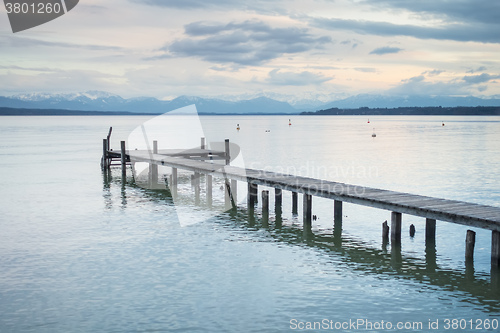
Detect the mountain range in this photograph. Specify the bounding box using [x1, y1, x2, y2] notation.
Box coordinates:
[1, 91, 500, 114]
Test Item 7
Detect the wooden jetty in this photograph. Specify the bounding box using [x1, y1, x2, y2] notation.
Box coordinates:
[101, 132, 500, 269]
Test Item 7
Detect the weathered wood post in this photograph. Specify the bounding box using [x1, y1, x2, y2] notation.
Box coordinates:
[171, 168, 178, 196]
[492, 230, 500, 267]
[409, 224, 416, 237]
[292, 192, 298, 215]
[102, 138, 108, 170]
[224, 139, 233, 209]
[274, 188, 282, 227]
[106, 127, 112, 150]
[426, 218, 436, 241]
[275, 188, 282, 207]
[194, 172, 200, 204]
[151, 140, 158, 185]
[465, 230, 476, 260]
[206, 174, 212, 206]
[225, 179, 231, 210]
[382, 220, 389, 252]
[465, 230, 476, 280]
[391, 212, 402, 244]
[334, 200, 343, 222]
[303, 194, 312, 228]
[231, 179, 237, 207]
[120, 141, 126, 177]
[425, 221, 437, 272]
[248, 183, 258, 207]
[382, 220, 389, 243]
[225, 139, 230, 165]
[262, 190, 269, 224]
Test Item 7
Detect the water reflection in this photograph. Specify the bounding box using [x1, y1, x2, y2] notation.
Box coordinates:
[103, 171, 500, 312]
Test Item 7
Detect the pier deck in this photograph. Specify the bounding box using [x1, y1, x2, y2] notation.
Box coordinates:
[101, 135, 500, 267]
[127, 151, 500, 231]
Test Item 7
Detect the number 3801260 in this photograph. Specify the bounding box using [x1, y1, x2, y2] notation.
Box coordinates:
[5, 2, 63, 14]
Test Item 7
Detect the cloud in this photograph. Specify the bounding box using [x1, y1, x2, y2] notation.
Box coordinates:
[0, 65, 63, 73]
[462, 73, 500, 84]
[387, 72, 500, 96]
[312, 17, 500, 43]
[133, 0, 281, 12]
[369, 46, 403, 55]
[0, 69, 123, 95]
[466, 66, 487, 74]
[133, 0, 237, 9]
[160, 20, 332, 66]
[266, 69, 332, 86]
[422, 69, 445, 76]
[1, 36, 122, 51]
[362, 0, 500, 26]
[354, 67, 377, 73]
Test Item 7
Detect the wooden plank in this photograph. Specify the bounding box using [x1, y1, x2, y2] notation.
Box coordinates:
[381, 196, 436, 204]
[418, 199, 468, 207]
[370, 194, 421, 202]
[118, 147, 500, 231]
[451, 207, 500, 216]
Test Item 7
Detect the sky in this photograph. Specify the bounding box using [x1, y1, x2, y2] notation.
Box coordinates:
[1, 0, 500, 103]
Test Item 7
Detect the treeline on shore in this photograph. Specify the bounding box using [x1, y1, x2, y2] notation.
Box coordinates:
[301, 106, 500, 115]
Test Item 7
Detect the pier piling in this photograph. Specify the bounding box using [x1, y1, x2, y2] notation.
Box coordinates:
[292, 192, 298, 215]
[391, 212, 402, 244]
[225, 139, 230, 165]
[248, 183, 258, 207]
[151, 141, 158, 184]
[120, 141, 126, 177]
[334, 200, 343, 222]
[426, 218, 436, 241]
[102, 139, 108, 170]
[409, 224, 416, 237]
[194, 172, 200, 204]
[262, 190, 269, 222]
[231, 179, 237, 206]
[206, 175, 212, 206]
[492, 231, 500, 266]
[275, 188, 282, 207]
[382, 220, 389, 243]
[466, 230, 476, 260]
[303, 194, 312, 228]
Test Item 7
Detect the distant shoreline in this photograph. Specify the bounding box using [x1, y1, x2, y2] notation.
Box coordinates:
[1, 106, 500, 116]
[301, 106, 500, 116]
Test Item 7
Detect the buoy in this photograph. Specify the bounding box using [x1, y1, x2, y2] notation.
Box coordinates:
[442, 122, 445, 126]
[237, 123, 240, 130]
[367, 119, 370, 123]
[289, 119, 291, 126]
[372, 128, 376, 137]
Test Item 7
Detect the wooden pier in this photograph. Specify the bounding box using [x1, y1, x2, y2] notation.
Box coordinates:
[101, 133, 500, 269]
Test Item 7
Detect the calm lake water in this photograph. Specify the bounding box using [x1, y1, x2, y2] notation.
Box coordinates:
[1, 115, 500, 332]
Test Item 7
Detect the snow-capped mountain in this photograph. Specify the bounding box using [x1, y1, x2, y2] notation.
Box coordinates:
[2, 91, 500, 114]
[1, 91, 298, 114]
